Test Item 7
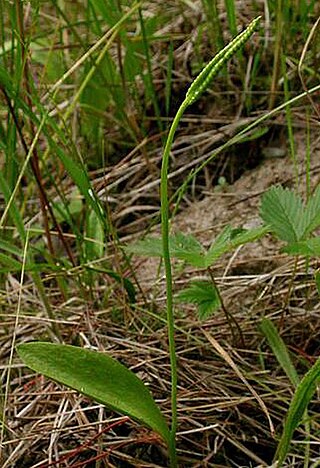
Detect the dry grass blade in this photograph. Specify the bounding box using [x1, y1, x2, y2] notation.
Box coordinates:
[202, 329, 274, 436]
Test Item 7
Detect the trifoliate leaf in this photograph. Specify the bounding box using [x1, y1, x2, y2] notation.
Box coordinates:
[204, 225, 268, 268]
[126, 232, 205, 267]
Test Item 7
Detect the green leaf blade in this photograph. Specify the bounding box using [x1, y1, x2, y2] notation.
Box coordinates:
[275, 357, 320, 465]
[260, 318, 299, 387]
[17, 343, 170, 445]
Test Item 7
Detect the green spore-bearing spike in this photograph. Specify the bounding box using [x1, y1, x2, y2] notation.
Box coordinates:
[186, 16, 261, 106]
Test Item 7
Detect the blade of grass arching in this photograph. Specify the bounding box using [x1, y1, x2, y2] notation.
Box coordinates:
[0, 253, 26, 272]
[165, 41, 174, 118]
[261, 318, 311, 468]
[201, 0, 224, 52]
[55, 146, 107, 231]
[0, 238, 28, 260]
[0, 229, 29, 458]
[305, 110, 311, 199]
[138, 7, 163, 135]
[260, 318, 299, 387]
[171, 81, 320, 216]
[0, 172, 25, 242]
[274, 358, 320, 466]
[224, 0, 237, 37]
[282, 54, 298, 187]
[269, 0, 284, 109]
[203, 330, 274, 435]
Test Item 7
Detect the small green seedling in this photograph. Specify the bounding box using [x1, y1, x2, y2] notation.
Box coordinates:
[17, 17, 261, 467]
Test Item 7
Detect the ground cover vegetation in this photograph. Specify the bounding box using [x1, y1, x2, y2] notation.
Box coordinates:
[1, 1, 320, 467]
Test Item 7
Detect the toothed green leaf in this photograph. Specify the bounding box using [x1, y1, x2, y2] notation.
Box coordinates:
[260, 186, 305, 243]
[301, 185, 320, 238]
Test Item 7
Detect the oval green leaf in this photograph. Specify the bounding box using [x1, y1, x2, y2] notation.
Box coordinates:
[17, 342, 170, 445]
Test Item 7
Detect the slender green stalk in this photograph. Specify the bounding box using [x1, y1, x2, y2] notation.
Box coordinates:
[160, 102, 187, 467]
[282, 54, 298, 187]
[160, 18, 260, 466]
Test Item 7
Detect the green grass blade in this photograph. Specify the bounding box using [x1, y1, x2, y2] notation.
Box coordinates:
[0, 171, 26, 241]
[85, 208, 105, 261]
[0, 252, 26, 272]
[17, 342, 170, 445]
[165, 41, 174, 117]
[54, 146, 107, 231]
[224, 0, 237, 37]
[260, 318, 299, 387]
[274, 357, 320, 465]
